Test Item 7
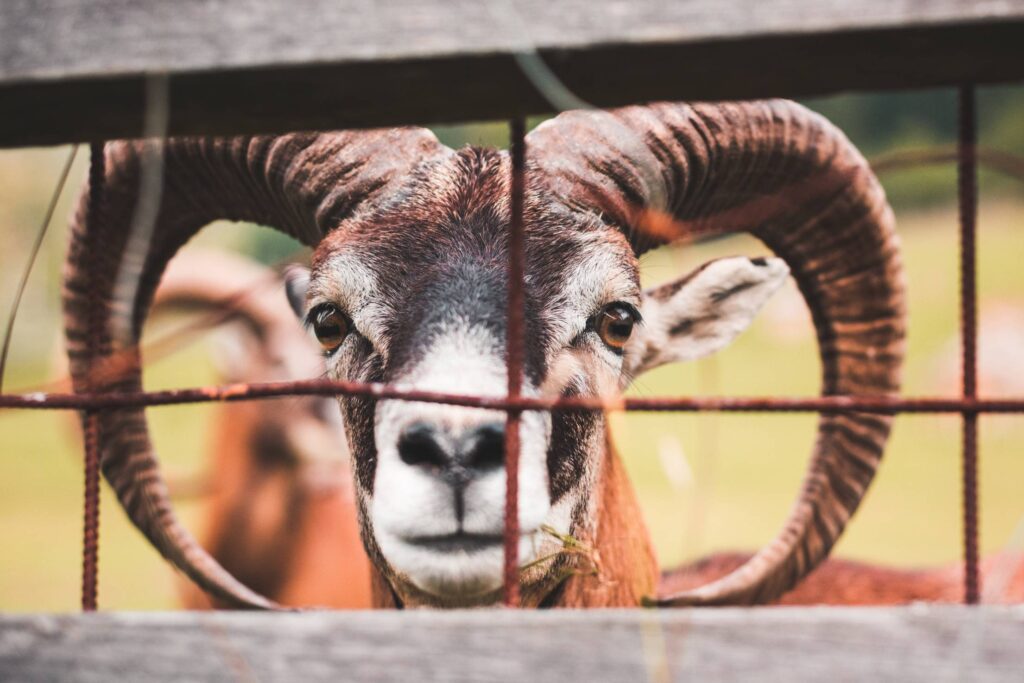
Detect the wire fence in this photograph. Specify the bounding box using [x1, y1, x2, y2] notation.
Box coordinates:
[0, 81, 1016, 612]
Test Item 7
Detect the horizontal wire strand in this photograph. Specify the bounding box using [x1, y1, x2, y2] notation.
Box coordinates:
[2, 382, 1023, 414]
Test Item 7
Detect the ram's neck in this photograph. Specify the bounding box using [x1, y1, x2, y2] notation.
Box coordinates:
[549, 436, 659, 608]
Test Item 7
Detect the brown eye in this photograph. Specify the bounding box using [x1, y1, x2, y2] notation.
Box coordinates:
[311, 305, 349, 353]
[594, 303, 638, 351]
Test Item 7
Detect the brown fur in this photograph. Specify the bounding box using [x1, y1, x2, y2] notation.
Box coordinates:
[554, 441, 659, 607]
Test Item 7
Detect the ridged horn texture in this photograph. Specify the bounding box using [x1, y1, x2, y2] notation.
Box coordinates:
[63, 130, 448, 609]
[527, 100, 906, 606]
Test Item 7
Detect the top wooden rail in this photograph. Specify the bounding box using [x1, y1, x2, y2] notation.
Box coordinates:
[1, 1, 1024, 147]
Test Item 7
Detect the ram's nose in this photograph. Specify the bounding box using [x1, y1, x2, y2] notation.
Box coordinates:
[397, 421, 505, 489]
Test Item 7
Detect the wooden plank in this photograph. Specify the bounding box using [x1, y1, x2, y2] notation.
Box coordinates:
[0, 1, 1023, 147]
[1, 607, 1023, 682]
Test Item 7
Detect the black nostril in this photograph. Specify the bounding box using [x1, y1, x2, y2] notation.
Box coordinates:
[463, 422, 505, 471]
[397, 423, 448, 470]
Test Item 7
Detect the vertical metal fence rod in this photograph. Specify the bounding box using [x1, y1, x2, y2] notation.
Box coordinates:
[81, 142, 106, 611]
[503, 118, 527, 607]
[958, 85, 980, 605]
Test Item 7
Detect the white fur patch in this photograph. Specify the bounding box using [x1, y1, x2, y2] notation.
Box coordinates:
[371, 321, 561, 598]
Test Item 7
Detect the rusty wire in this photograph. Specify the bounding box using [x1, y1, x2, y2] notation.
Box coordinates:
[81, 142, 105, 612]
[503, 118, 527, 607]
[958, 85, 980, 605]
[3, 381, 1024, 414]
[4, 381, 1024, 414]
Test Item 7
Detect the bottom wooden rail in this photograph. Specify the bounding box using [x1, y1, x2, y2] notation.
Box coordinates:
[1, 607, 1022, 682]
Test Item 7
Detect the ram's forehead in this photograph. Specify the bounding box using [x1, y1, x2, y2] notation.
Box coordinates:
[309, 248, 393, 350]
[561, 229, 638, 296]
[543, 229, 640, 331]
[310, 247, 379, 301]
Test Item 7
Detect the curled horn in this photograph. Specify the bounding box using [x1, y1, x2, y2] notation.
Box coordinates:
[528, 100, 906, 605]
[63, 130, 449, 609]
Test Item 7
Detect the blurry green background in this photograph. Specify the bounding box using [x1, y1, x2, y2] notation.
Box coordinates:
[1, 87, 1023, 611]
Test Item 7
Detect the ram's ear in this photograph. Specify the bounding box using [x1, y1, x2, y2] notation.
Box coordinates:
[626, 256, 789, 376]
[284, 265, 311, 319]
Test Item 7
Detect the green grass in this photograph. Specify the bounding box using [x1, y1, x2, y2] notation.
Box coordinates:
[1, 195, 1022, 611]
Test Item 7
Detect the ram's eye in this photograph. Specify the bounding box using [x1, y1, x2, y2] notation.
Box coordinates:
[310, 305, 349, 353]
[594, 303, 639, 351]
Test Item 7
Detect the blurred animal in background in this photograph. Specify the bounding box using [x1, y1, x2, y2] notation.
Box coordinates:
[140, 249, 372, 609]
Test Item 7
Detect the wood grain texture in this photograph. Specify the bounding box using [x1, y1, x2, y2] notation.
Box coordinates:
[1, 607, 1023, 681]
[1, 1, 1024, 147]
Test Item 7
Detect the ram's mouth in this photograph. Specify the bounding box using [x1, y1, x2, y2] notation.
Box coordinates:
[403, 531, 545, 554]
[401, 533, 501, 553]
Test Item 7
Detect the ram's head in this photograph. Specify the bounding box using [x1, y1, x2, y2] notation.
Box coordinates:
[64, 100, 904, 608]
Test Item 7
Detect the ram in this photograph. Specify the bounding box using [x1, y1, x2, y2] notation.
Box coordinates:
[66, 100, 915, 609]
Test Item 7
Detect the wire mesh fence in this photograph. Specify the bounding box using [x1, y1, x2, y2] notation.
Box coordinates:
[0, 84, 1016, 612]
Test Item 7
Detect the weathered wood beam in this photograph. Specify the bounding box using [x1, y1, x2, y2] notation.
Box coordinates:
[1, 607, 1023, 681]
[1, 1, 1023, 147]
